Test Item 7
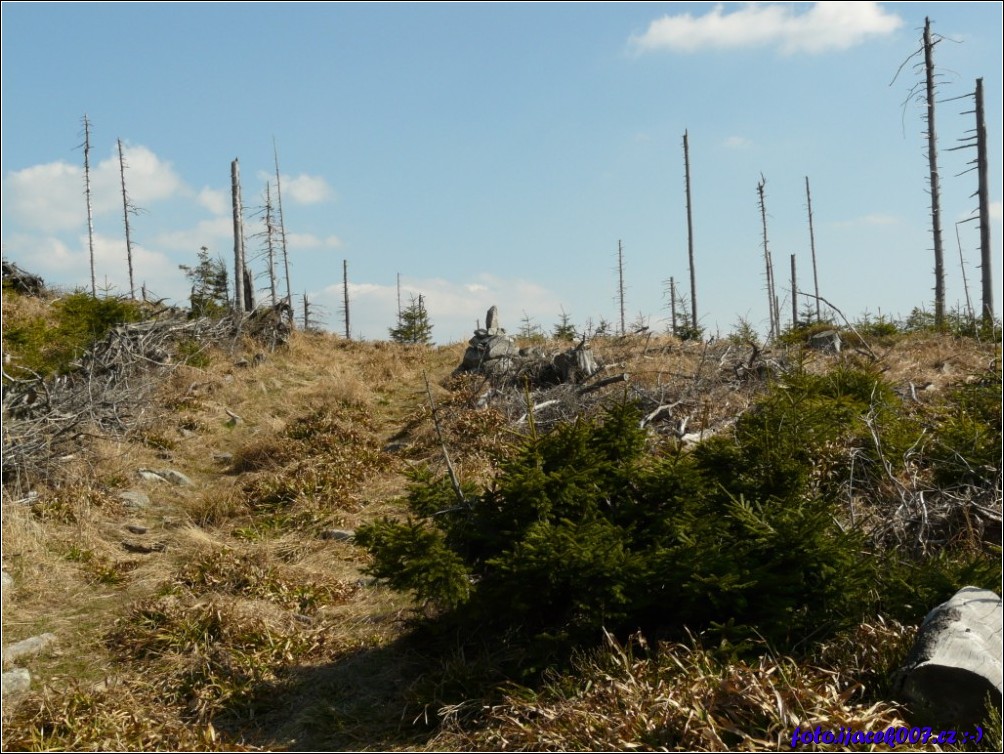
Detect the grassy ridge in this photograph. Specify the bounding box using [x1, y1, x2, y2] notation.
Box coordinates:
[2, 291, 1000, 750]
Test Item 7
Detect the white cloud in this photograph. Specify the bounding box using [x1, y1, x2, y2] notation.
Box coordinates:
[282, 174, 334, 204]
[2, 144, 185, 232]
[723, 135, 752, 149]
[2, 162, 88, 231]
[106, 144, 184, 205]
[198, 186, 228, 215]
[990, 200, 1003, 221]
[314, 273, 562, 343]
[2, 231, 181, 298]
[150, 217, 235, 253]
[629, 2, 903, 56]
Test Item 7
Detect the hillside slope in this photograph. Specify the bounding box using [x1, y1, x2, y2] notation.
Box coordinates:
[2, 292, 1001, 750]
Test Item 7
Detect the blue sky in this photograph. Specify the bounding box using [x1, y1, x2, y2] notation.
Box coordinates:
[2, 2, 1001, 342]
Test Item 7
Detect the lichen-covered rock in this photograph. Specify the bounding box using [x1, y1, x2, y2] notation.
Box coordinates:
[895, 586, 1003, 728]
[3, 633, 57, 666]
[1, 667, 31, 702]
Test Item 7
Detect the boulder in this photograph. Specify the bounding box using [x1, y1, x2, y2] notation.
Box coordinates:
[809, 330, 842, 353]
[118, 490, 151, 509]
[1, 668, 31, 701]
[894, 586, 1003, 728]
[3, 633, 57, 667]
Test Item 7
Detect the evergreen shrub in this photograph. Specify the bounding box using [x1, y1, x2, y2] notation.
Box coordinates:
[357, 366, 1000, 674]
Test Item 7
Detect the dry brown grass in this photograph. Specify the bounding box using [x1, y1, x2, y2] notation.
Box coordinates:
[429, 629, 915, 752]
[2, 323, 998, 750]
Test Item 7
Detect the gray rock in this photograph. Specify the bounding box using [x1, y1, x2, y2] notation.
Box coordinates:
[894, 586, 1003, 728]
[124, 524, 148, 535]
[118, 490, 151, 509]
[460, 332, 520, 372]
[1, 571, 12, 605]
[485, 305, 500, 334]
[320, 529, 355, 542]
[1, 667, 31, 701]
[136, 469, 168, 484]
[3, 633, 57, 666]
[158, 469, 194, 487]
[808, 330, 842, 353]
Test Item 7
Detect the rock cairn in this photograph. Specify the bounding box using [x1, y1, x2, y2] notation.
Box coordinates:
[455, 305, 600, 385]
[457, 306, 521, 375]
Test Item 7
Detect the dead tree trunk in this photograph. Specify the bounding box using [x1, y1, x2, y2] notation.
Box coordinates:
[975, 78, 994, 323]
[231, 159, 246, 314]
[273, 138, 293, 307]
[82, 115, 96, 297]
[683, 130, 697, 328]
[955, 222, 974, 321]
[805, 176, 821, 321]
[790, 254, 798, 327]
[117, 139, 136, 299]
[617, 240, 626, 336]
[264, 182, 278, 304]
[669, 276, 677, 337]
[924, 17, 946, 329]
[396, 272, 402, 319]
[303, 292, 310, 331]
[342, 259, 351, 340]
[757, 176, 778, 339]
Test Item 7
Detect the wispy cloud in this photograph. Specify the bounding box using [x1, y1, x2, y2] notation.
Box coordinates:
[723, 135, 752, 149]
[254, 172, 335, 204]
[316, 273, 562, 343]
[2, 144, 185, 231]
[990, 200, 1003, 221]
[2, 231, 179, 298]
[629, 2, 903, 56]
[197, 186, 227, 215]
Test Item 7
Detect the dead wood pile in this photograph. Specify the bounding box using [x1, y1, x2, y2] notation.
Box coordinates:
[2, 304, 293, 488]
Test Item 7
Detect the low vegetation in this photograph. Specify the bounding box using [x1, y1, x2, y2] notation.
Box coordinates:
[2, 287, 1000, 750]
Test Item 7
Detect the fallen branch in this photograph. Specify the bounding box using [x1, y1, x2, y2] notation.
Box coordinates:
[578, 373, 629, 396]
[424, 372, 466, 506]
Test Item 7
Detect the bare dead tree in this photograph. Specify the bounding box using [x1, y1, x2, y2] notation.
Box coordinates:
[923, 18, 946, 328]
[81, 115, 97, 297]
[617, 239, 626, 336]
[117, 139, 141, 299]
[805, 176, 821, 321]
[892, 18, 949, 328]
[231, 158, 246, 314]
[975, 78, 994, 323]
[683, 130, 697, 327]
[273, 137, 293, 307]
[790, 254, 798, 327]
[342, 259, 351, 339]
[669, 276, 678, 336]
[757, 175, 778, 339]
[955, 222, 974, 321]
[263, 181, 278, 304]
[946, 77, 994, 326]
[397, 272, 402, 319]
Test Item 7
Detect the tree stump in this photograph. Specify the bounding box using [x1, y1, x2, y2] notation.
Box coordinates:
[895, 586, 1003, 728]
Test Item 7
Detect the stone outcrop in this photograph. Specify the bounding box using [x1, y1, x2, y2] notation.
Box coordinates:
[894, 586, 1003, 728]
